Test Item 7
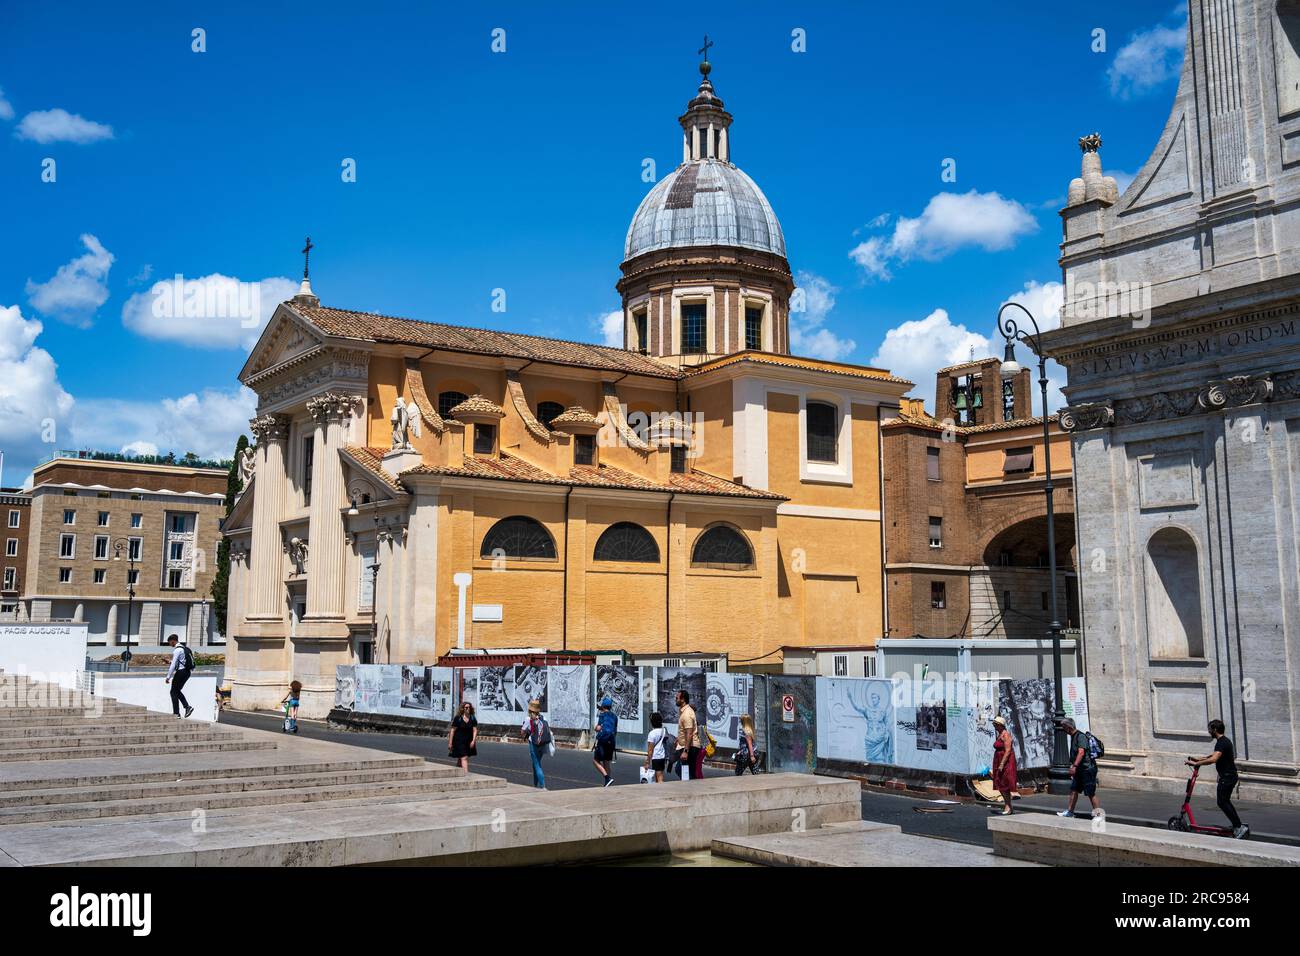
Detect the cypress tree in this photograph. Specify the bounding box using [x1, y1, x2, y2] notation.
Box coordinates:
[211, 434, 248, 637]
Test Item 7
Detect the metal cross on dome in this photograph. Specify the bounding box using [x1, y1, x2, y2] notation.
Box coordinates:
[301, 236, 313, 279]
[699, 35, 713, 61]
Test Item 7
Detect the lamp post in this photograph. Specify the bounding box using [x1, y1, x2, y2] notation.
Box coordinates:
[997, 301, 1070, 793]
[112, 537, 138, 671]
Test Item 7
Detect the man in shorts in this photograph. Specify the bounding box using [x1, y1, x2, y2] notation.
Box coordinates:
[1057, 717, 1102, 819]
[593, 696, 618, 787]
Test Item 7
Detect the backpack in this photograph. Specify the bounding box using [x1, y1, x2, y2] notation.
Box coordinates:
[596, 710, 617, 742]
[181, 644, 195, 671]
[530, 717, 552, 749]
[1085, 731, 1104, 761]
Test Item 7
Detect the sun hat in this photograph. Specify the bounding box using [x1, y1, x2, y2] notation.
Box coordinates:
[992, 715, 1006, 727]
[528, 699, 541, 715]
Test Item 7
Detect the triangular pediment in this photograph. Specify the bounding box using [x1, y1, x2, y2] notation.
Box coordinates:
[239, 305, 326, 382]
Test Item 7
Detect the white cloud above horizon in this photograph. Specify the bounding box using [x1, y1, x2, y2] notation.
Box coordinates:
[849, 190, 1038, 280]
[15, 107, 113, 144]
[869, 308, 991, 402]
[791, 271, 856, 361]
[0, 304, 76, 483]
[120, 273, 297, 350]
[25, 233, 114, 328]
[1107, 7, 1187, 100]
[598, 308, 623, 347]
[0, 88, 14, 122]
[71, 386, 258, 463]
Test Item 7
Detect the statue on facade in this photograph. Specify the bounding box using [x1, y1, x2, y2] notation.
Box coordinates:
[237, 446, 256, 486]
[390, 396, 421, 449]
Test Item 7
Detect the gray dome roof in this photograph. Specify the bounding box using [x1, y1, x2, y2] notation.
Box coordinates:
[624, 159, 786, 261]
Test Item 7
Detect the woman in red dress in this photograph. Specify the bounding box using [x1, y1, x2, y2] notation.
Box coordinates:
[992, 715, 1017, 815]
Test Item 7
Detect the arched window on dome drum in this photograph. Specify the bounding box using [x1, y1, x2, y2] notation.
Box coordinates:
[690, 523, 754, 570]
[536, 402, 564, 430]
[806, 401, 838, 464]
[480, 516, 557, 561]
[593, 522, 660, 563]
[438, 391, 469, 419]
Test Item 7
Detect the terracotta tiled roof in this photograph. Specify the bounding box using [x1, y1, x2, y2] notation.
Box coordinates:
[549, 405, 601, 429]
[882, 410, 1061, 436]
[936, 357, 999, 375]
[962, 414, 1059, 435]
[687, 351, 913, 387]
[446, 394, 505, 419]
[401, 453, 784, 500]
[291, 304, 680, 379]
[340, 446, 410, 495]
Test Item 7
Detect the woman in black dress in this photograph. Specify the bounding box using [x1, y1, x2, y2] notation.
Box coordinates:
[449, 701, 478, 771]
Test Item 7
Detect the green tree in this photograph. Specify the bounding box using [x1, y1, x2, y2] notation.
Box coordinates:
[210, 434, 248, 637]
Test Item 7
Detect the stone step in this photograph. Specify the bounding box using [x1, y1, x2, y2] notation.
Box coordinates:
[0, 719, 220, 739]
[0, 764, 466, 808]
[0, 774, 506, 825]
[0, 738, 278, 762]
[0, 711, 171, 728]
[0, 754, 426, 791]
[0, 728, 246, 751]
[0, 704, 149, 719]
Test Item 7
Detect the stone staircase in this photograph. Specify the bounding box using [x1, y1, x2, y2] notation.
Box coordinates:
[0, 671, 509, 831]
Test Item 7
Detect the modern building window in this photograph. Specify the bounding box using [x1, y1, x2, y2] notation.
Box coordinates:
[806, 401, 838, 463]
[926, 446, 941, 481]
[169, 541, 185, 561]
[931, 581, 946, 609]
[680, 302, 707, 354]
[474, 423, 496, 456]
[536, 401, 564, 430]
[59, 533, 76, 558]
[480, 516, 557, 561]
[63, 509, 76, 525]
[128, 537, 142, 561]
[7, 510, 18, 528]
[94, 568, 106, 584]
[94, 535, 109, 560]
[863, 656, 877, 678]
[302, 437, 314, 503]
[127, 569, 139, 586]
[690, 523, 754, 570]
[439, 391, 469, 419]
[130, 493, 143, 501]
[593, 522, 660, 563]
[633, 310, 648, 354]
[928, 517, 943, 549]
[58, 568, 71, 583]
[131, 513, 142, 529]
[4, 539, 15, 557]
[171, 514, 187, 533]
[670, 445, 687, 474]
[97, 511, 109, 527]
[1003, 447, 1034, 474]
[833, 655, 848, 677]
[2, 568, 15, 590]
[745, 306, 763, 350]
[167, 569, 184, 589]
[574, 434, 596, 466]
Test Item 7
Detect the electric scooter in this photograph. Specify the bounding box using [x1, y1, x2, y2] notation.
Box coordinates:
[1167, 764, 1248, 838]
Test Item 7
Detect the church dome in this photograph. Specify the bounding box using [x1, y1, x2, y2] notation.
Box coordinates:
[624, 159, 786, 261]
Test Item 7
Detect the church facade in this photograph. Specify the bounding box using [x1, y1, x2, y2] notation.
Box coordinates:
[1041, 0, 1300, 801]
[224, 62, 911, 716]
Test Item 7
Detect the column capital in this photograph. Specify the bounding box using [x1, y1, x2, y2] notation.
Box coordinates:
[249, 413, 291, 444]
[307, 391, 363, 424]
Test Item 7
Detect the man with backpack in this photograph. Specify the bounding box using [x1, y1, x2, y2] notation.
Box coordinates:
[1056, 717, 1102, 819]
[593, 696, 618, 788]
[520, 699, 551, 789]
[164, 634, 195, 719]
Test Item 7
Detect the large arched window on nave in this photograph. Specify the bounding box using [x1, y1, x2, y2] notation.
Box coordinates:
[593, 522, 660, 563]
[480, 516, 557, 561]
[438, 391, 469, 419]
[690, 523, 754, 570]
[1144, 527, 1204, 659]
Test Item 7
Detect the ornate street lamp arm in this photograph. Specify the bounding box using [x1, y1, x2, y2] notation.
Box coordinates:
[997, 300, 1042, 353]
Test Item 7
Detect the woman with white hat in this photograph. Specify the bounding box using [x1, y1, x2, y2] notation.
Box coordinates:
[992, 714, 1018, 815]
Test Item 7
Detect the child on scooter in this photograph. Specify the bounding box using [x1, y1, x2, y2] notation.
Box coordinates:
[280, 680, 302, 733]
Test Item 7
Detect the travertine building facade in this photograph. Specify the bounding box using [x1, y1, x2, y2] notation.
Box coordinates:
[224, 62, 912, 716]
[1041, 0, 1300, 800]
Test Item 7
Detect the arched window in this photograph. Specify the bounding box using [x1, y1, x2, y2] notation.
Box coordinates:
[480, 516, 557, 561]
[536, 401, 564, 430]
[593, 522, 660, 563]
[691, 523, 754, 570]
[438, 391, 469, 419]
[1144, 527, 1204, 659]
[806, 401, 838, 463]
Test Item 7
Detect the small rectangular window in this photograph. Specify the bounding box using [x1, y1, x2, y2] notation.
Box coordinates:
[94, 568, 106, 584]
[63, 509, 76, 525]
[806, 402, 838, 463]
[928, 517, 943, 549]
[670, 445, 687, 474]
[1003, 447, 1035, 474]
[59, 568, 71, 583]
[745, 306, 763, 350]
[833, 655, 848, 677]
[127, 569, 139, 586]
[926, 446, 940, 481]
[131, 513, 142, 529]
[98, 511, 109, 526]
[4, 539, 15, 557]
[2, 568, 15, 590]
[931, 581, 946, 609]
[680, 302, 707, 354]
[634, 310, 648, 354]
[128, 537, 142, 562]
[167, 569, 184, 589]
[7, 511, 18, 529]
[574, 434, 596, 466]
[59, 533, 75, 558]
[170, 541, 185, 561]
[474, 424, 496, 456]
[94, 535, 109, 559]
[863, 656, 876, 678]
[171, 514, 186, 533]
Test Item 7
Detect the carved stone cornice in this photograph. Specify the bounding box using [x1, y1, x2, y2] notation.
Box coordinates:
[249, 414, 291, 444]
[1115, 387, 1200, 426]
[1058, 402, 1114, 432]
[257, 349, 370, 408]
[1198, 374, 1273, 411]
[307, 391, 363, 424]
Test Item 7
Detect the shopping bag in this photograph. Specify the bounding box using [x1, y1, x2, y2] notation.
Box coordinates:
[638, 766, 655, 784]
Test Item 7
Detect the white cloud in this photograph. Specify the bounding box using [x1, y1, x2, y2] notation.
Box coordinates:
[15, 107, 113, 144]
[1001, 281, 1068, 413]
[791, 271, 856, 361]
[0, 88, 14, 122]
[25, 234, 114, 327]
[72, 387, 258, 463]
[850, 190, 1038, 280]
[0, 304, 76, 479]
[598, 309, 623, 347]
[869, 308, 990, 397]
[1107, 9, 1186, 100]
[121, 273, 297, 350]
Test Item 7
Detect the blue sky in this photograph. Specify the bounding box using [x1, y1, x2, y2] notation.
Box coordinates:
[0, 1, 1188, 482]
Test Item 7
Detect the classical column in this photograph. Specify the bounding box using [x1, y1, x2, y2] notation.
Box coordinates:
[246, 413, 290, 620]
[304, 392, 362, 622]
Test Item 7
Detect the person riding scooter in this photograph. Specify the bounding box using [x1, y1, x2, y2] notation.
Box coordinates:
[1185, 718, 1248, 840]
